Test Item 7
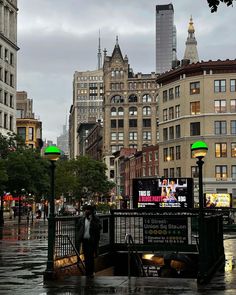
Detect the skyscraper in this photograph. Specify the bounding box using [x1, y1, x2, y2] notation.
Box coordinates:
[156, 3, 176, 74]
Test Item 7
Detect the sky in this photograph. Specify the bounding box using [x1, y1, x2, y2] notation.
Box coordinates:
[17, 0, 236, 143]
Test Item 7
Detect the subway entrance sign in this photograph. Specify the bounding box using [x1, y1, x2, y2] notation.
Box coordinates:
[133, 177, 194, 209]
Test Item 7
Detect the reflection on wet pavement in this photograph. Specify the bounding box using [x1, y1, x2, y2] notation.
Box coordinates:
[1, 222, 236, 294]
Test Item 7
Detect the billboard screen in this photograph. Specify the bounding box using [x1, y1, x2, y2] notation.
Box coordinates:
[133, 178, 194, 209]
[204, 193, 232, 208]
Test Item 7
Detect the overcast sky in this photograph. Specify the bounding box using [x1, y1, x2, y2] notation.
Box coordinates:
[17, 0, 236, 143]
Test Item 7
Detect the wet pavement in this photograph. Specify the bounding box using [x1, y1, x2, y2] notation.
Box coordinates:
[1, 218, 236, 294]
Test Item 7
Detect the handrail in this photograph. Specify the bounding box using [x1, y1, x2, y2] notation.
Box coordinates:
[125, 233, 146, 278]
[56, 234, 86, 274]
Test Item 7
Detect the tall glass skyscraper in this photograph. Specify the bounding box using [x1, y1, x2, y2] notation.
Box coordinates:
[156, 3, 176, 74]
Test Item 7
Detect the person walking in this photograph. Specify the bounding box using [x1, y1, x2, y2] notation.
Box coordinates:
[77, 204, 101, 278]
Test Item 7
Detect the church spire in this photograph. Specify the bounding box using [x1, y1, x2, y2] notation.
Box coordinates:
[183, 16, 199, 64]
[97, 30, 102, 69]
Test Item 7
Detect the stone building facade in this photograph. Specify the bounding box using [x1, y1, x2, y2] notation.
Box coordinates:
[0, 0, 18, 136]
[102, 39, 158, 179]
[157, 59, 236, 203]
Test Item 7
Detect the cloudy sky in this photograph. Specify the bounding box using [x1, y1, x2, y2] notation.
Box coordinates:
[17, 0, 236, 143]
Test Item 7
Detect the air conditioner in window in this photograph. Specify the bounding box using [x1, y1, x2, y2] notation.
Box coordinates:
[5, 57, 9, 62]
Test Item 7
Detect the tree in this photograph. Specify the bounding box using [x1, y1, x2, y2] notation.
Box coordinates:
[5, 149, 50, 198]
[55, 156, 115, 205]
[207, 0, 234, 12]
[0, 159, 8, 195]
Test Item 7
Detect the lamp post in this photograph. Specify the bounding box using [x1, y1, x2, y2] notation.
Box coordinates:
[43, 145, 61, 279]
[191, 140, 208, 282]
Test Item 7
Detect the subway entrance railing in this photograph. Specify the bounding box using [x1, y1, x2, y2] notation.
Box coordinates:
[43, 208, 225, 284]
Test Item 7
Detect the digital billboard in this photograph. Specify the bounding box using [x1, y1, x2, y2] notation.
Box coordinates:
[133, 178, 194, 209]
[204, 193, 232, 208]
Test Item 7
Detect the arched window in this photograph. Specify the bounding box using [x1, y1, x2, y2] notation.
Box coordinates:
[128, 94, 138, 103]
[118, 107, 124, 116]
[129, 106, 137, 116]
[111, 107, 116, 116]
[143, 106, 151, 116]
[142, 94, 151, 103]
[111, 95, 124, 103]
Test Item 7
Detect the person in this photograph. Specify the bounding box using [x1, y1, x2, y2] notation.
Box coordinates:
[77, 204, 101, 278]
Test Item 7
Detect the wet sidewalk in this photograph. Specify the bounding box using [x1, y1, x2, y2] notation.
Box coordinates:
[1, 219, 236, 294]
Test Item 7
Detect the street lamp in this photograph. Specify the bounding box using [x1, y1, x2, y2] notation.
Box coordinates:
[44, 145, 61, 279]
[191, 140, 208, 282]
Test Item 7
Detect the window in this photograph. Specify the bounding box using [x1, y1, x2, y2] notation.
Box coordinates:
[230, 79, 236, 92]
[129, 106, 137, 116]
[163, 90, 167, 102]
[215, 121, 227, 135]
[169, 126, 174, 139]
[142, 94, 151, 102]
[175, 125, 181, 138]
[175, 105, 180, 118]
[231, 121, 236, 134]
[10, 95, 13, 108]
[155, 152, 158, 160]
[215, 143, 227, 158]
[190, 81, 200, 94]
[118, 119, 123, 128]
[230, 99, 236, 112]
[10, 74, 13, 87]
[118, 107, 124, 116]
[111, 95, 124, 103]
[163, 109, 168, 121]
[143, 131, 151, 140]
[143, 106, 151, 116]
[4, 113, 7, 128]
[190, 101, 200, 115]
[111, 120, 116, 128]
[111, 107, 116, 116]
[129, 132, 137, 140]
[169, 147, 174, 160]
[169, 107, 174, 119]
[142, 119, 151, 128]
[17, 127, 26, 140]
[129, 144, 137, 149]
[169, 168, 174, 178]
[163, 148, 168, 162]
[176, 145, 181, 160]
[214, 80, 226, 92]
[215, 100, 226, 113]
[28, 127, 34, 141]
[215, 165, 227, 180]
[128, 94, 137, 103]
[169, 88, 174, 100]
[118, 132, 124, 140]
[191, 166, 199, 178]
[111, 146, 117, 153]
[10, 53, 13, 65]
[231, 143, 236, 157]
[176, 167, 181, 178]
[175, 85, 180, 98]
[129, 119, 137, 127]
[111, 132, 116, 141]
[149, 153, 152, 161]
[163, 128, 168, 141]
[9, 116, 13, 131]
[232, 166, 236, 180]
[190, 122, 200, 136]
[164, 169, 168, 178]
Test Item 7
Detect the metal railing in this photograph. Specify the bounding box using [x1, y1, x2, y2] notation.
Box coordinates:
[45, 208, 225, 283]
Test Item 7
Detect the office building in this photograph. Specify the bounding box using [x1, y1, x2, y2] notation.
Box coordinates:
[0, 0, 18, 136]
[156, 3, 176, 74]
[157, 59, 236, 204]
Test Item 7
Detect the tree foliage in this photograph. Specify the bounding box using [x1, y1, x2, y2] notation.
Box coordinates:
[0, 133, 50, 198]
[55, 156, 115, 203]
[207, 0, 234, 12]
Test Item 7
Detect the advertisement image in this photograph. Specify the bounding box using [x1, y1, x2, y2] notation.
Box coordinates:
[133, 178, 194, 209]
[204, 193, 232, 208]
